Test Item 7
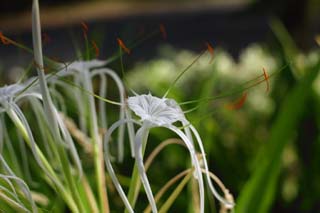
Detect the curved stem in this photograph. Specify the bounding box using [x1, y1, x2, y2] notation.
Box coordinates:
[158, 170, 193, 213]
[6, 107, 79, 212]
[32, 1, 86, 211]
[143, 169, 192, 213]
[83, 69, 109, 212]
[145, 139, 185, 171]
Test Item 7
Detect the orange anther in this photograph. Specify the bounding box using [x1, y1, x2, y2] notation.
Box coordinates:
[117, 38, 131, 54]
[226, 92, 248, 110]
[81, 21, 89, 38]
[262, 67, 270, 92]
[205, 41, 214, 64]
[0, 32, 11, 45]
[91, 40, 100, 57]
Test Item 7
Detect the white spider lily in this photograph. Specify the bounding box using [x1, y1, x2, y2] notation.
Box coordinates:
[104, 93, 234, 213]
[49, 59, 130, 211]
[51, 60, 130, 162]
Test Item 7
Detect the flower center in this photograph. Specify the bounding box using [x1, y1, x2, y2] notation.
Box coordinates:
[127, 94, 184, 126]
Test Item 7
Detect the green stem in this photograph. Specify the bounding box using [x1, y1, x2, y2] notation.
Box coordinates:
[32, 1, 86, 211]
[159, 171, 193, 213]
[83, 71, 109, 213]
[7, 109, 79, 212]
[0, 190, 30, 212]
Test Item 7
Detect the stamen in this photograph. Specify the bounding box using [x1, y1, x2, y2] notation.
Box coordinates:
[159, 24, 167, 40]
[81, 21, 89, 38]
[205, 41, 214, 64]
[0, 32, 11, 45]
[91, 40, 100, 57]
[117, 38, 131, 55]
[226, 92, 248, 110]
[263, 67, 270, 92]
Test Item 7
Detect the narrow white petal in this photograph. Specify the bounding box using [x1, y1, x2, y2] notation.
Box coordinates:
[190, 125, 235, 208]
[165, 125, 205, 213]
[91, 68, 127, 162]
[103, 119, 140, 213]
[134, 125, 158, 213]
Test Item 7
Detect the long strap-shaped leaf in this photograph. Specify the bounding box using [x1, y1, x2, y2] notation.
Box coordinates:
[236, 60, 320, 213]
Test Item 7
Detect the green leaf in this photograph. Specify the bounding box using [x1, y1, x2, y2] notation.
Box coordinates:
[235, 61, 320, 213]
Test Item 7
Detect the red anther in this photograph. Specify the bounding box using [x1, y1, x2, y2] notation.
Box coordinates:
[205, 41, 214, 64]
[117, 38, 131, 54]
[159, 24, 167, 40]
[262, 67, 270, 92]
[0, 32, 11, 45]
[91, 40, 100, 57]
[81, 21, 89, 38]
[226, 92, 248, 110]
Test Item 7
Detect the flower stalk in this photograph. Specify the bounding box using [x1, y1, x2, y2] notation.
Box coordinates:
[32, 0, 86, 211]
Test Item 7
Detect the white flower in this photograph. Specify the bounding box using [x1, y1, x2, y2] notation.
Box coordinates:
[128, 94, 184, 126]
[56, 59, 107, 77]
[0, 84, 24, 103]
[104, 93, 234, 213]
[51, 59, 128, 162]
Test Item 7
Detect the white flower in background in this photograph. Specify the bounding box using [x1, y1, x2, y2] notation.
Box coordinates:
[226, 44, 278, 114]
[214, 51, 236, 77]
[296, 50, 320, 95]
[128, 59, 176, 93]
[127, 46, 215, 94]
[50, 59, 128, 162]
[104, 93, 234, 213]
[56, 59, 106, 76]
[237, 44, 278, 81]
